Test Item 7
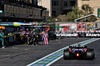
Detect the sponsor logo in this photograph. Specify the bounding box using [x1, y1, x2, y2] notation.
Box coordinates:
[86, 34, 100, 37]
[56, 34, 77, 36]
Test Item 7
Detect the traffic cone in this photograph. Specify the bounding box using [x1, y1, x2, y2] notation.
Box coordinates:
[76, 35, 77, 38]
[59, 41, 61, 43]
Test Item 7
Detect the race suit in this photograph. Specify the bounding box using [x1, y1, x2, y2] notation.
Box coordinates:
[43, 33, 48, 44]
[25, 31, 30, 44]
[0, 32, 4, 47]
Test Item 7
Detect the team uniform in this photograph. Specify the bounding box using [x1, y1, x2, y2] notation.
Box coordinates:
[0, 31, 5, 48]
[43, 33, 48, 44]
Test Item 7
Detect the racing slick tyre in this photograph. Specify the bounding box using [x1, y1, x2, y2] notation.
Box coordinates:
[86, 50, 95, 60]
[83, 45, 87, 48]
[63, 50, 70, 60]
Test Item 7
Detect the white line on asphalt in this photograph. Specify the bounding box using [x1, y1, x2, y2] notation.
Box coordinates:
[27, 38, 100, 66]
[46, 38, 100, 66]
[46, 55, 63, 66]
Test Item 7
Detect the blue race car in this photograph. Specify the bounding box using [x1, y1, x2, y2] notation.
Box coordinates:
[63, 45, 95, 60]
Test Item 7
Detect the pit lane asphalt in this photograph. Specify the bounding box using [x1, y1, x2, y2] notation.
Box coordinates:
[0, 38, 91, 66]
[51, 38, 100, 66]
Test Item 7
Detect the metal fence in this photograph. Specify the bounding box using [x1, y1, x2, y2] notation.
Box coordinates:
[55, 22, 100, 33]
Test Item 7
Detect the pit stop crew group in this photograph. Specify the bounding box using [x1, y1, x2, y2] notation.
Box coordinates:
[18, 28, 49, 45]
[19, 28, 39, 45]
[0, 28, 49, 48]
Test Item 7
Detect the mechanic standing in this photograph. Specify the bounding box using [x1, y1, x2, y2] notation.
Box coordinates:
[43, 31, 49, 45]
[0, 30, 5, 48]
[25, 28, 30, 44]
[32, 32, 37, 45]
[19, 29, 25, 44]
[35, 32, 38, 45]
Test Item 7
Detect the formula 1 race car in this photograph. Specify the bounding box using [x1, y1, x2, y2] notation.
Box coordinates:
[63, 45, 95, 60]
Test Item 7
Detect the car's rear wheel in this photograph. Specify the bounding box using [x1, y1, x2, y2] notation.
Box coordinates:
[86, 50, 95, 60]
[63, 50, 70, 60]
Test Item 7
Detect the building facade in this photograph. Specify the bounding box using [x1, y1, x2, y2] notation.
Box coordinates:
[38, 0, 100, 18]
[52, 0, 76, 17]
[0, 0, 49, 22]
[38, 0, 52, 16]
[38, 0, 76, 17]
[77, 0, 100, 17]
